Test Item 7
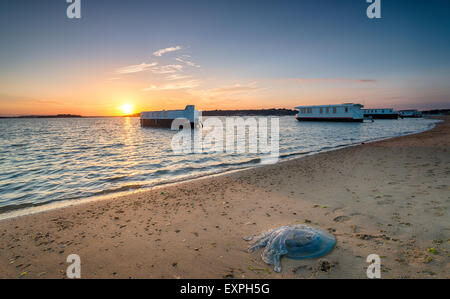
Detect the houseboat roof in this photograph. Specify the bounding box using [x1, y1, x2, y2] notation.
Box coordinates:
[142, 105, 195, 113]
[295, 103, 363, 109]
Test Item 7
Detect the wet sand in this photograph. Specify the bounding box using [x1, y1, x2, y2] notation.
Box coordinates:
[0, 117, 449, 279]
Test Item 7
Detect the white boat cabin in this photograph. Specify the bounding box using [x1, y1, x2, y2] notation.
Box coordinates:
[295, 103, 364, 122]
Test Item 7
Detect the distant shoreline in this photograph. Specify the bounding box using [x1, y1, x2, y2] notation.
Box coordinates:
[0, 109, 298, 118]
[0, 114, 82, 119]
[1, 108, 448, 119]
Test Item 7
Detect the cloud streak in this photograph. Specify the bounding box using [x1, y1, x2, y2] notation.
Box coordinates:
[153, 46, 182, 57]
[175, 55, 200, 68]
[151, 64, 184, 74]
[165, 74, 191, 81]
[115, 62, 157, 74]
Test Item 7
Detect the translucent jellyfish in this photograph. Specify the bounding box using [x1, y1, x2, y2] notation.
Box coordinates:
[245, 225, 336, 272]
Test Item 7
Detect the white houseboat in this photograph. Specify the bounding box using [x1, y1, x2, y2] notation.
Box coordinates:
[140, 105, 200, 128]
[295, 103, 365, 122]
[363, 108, 399, 119]
[399, 109, 422, 118]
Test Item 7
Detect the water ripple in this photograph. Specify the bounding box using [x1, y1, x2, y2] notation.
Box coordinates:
[0, 117, 439, 213]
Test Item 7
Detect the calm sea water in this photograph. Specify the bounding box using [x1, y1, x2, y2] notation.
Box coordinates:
[0, 116, 439, 213]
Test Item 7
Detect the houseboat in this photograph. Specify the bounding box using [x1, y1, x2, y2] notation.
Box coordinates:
[295, 103, 365, 122]
[363, 108, 399, 119]
[399, 109, 422, 118]
[140, 105, 200, 128]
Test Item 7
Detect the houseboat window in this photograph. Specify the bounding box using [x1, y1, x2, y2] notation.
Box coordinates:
[326, 108, 329, 113]
[320, 108, 323, 114]
[345, 107, 348, 113]
[333, 107, 337, 114]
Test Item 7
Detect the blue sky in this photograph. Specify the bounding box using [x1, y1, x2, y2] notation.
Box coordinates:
[0, 0, 449, 115]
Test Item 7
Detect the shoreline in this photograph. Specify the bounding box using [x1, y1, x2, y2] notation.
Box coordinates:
[0, 118, 440, 222]
[0, 116, 448, 278]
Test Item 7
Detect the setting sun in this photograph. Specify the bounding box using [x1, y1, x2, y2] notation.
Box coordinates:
[121, 103, 133, 115]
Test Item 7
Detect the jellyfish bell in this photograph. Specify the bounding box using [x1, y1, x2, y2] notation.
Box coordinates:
[284, 226, 336, 260]
[246, 224, 336, 272]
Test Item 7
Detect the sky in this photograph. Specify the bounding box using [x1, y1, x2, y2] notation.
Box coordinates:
[0, 0, 449, 116]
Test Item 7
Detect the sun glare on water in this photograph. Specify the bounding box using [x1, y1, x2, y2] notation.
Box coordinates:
[121, 103, 133, 115]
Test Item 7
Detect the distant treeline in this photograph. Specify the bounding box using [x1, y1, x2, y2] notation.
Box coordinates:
[202, 109, 297, 116]
[0, 114, 82, 119]
[124, 109, 298, 117]
[421, 109, 450, 115]
[3, 109, 447, 119]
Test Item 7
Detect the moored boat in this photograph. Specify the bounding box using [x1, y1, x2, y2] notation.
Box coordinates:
[295, 103, 364, 122]
[363, 108, 399, 119]
[399, 109, 422, 118]
[140, 105, 200, 128]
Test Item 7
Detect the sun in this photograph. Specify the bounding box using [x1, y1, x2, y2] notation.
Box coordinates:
[121, 103, 133, 115]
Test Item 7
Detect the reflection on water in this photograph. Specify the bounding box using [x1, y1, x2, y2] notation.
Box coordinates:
[0, 116, 439, 213]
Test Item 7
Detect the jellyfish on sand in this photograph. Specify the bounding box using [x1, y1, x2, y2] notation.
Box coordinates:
[245, 225, 336, 272]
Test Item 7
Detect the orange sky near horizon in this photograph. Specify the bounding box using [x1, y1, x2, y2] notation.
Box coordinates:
[1, 73, 443, 116]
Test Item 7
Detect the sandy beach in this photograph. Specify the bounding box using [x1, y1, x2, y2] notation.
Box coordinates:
[0, 117, 448, 279]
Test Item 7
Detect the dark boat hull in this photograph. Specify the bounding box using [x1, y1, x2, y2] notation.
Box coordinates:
[363, 113, 398, 119]
[140, 118, 195, 129]
[296, 117, 363, 123]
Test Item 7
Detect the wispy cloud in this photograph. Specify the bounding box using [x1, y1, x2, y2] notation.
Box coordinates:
[165, 74, 191, 81]
[118, 47, 202, 92]
[143, 80, 200, 91]
[115, 62, 157, 74]
[175, 55, 200, 68]
[153, 46, 182, 57]
[151, 64, 184, 74]
[294, 78, 377, 84]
